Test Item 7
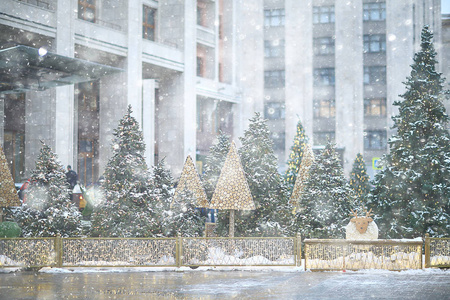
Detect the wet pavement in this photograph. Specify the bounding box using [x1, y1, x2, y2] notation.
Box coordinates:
[0, 269, 449, 299]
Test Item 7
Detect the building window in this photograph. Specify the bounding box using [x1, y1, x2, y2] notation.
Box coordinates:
[314, 131, 335, 145]
[364, 35, 386, 53]
[313, 6, 335, 24]
[264, 102, 285, 120]
[78, 0, 95, 22]
[264, 70, 285, 88]
[363, 2, 386, 21]
[364, 130, 387, 150]
[197, 56, 204, 77]
[313, 37, 335, 55]
[364, 98, 386, 116]
[314, 68, 335, 86]
[264, 40, 285, 58]
[143, 6, 156, 41]
[270, 132, 286, 150]
[314, 99, 335, 118]
[264, 9, 285, 27]
[364, 66, 386, 84]
[78, 81, 99, 112]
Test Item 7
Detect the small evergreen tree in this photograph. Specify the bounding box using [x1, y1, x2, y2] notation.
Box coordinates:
[14, 142, 82, 237]
[90, 106, 161, 237]
[152, 158, 175, 234]
[217, 112, 292, 236]
[349, 153, 371, 204]
[285, 120, 309, 193]
[368, 27, 450, 238]
[295, 141, 355, 239]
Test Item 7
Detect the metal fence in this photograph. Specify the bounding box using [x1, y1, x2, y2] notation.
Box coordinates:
[424, 234, 450, 268]
[304, 239, 423, 271]
[0, 235, 301, 268]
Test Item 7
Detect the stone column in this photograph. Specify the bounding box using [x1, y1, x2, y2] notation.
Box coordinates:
[335, 0, 364, 175]
[143, 79, 156, 167]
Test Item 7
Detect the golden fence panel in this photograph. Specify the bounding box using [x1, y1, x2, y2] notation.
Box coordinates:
[429, 237, 450, 268]
[0, 238, 57, 267]
[62, 238, 177, 267]
[181, 237, 297, 267]
[305, 239, 422, 271]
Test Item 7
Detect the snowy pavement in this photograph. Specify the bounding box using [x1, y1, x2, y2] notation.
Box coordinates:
[0, 267, 448, 299]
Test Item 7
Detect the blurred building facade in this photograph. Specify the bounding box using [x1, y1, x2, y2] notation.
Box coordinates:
[0, 0, 264, 185]
[264, 0, 444, 176]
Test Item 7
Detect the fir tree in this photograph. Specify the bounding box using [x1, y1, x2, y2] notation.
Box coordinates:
[296, 141, 355, 239]
[368, 27, 450, 238]
[202, 131, 231, 200]
[14, 142, 82, 237]
[217, 112, 292, 236]
[152, 158, 174, 215]
[285, 120, 309, 193]
[349, 153, 371, 204]
[90, 105, 161, 237]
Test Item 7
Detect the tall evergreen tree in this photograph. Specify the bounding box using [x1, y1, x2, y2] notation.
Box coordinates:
[152, 158, 174, 233]
[14, 142, 82, 237]
[285, 120, 309, 193]
[368, 26, 450, 238]
[90, 106, 161, 237]
[219, 112, 292, 236]
[349, 153, 371, 204]
[295, 141, 355, 239]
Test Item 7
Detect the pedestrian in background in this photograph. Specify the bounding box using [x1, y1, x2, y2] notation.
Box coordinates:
[66, 165, 78, 190]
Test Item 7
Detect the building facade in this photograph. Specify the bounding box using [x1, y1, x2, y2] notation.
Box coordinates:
[264, 0, 443, 176]
[0, 0, 264, 185]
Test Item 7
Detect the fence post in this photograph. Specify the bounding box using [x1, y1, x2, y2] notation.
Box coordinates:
[176, 234, 182, 268]
[296, 233, 302, 267]
[424, 233, 430, 268]
[55, 234, 62, 268]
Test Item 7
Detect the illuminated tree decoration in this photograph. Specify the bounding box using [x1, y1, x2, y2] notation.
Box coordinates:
[289, 143, 314, 212]
[285, 120, 309, 193]
[173, 155, 209, 208]
[0, 145, 20, 210]
[368, 26, 450, 238]
[349, 153, 370, 203]
[210, 141, 255, 237]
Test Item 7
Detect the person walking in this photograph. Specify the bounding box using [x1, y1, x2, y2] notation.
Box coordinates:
[66, 165, 78, 190]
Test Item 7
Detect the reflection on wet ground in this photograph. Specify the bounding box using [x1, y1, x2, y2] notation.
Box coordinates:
[0, 269, 449, 299]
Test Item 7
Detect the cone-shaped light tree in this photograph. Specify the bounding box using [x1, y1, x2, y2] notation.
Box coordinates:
[349, 153, 371, 205]
[368, 26, 450, 238]
[14, 142, 82, 237]
[210, 141, 255, 237]
[0, 145, 20, 222]
[289, 143, 315, 213]
[90, 105, 160, 237]
[285, 120, 309, 193]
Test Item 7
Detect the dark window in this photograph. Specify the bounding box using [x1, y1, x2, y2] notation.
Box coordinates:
[270, 132, 286, 150]
[78, 0, 95, 22]
[264, 9, 285, 27]
[264, 70, 285, 88]
[364, 130, 387, 149]
[143, 6, 156, 41]
[313, 37, 335, 55]
[363, 2, 386, 21]
[314, 68, 335, 86]
[364, 34, 386, 53]
[264, 102, 285, 120]
[364, 66, 386, 84]
[313, 6, 335, 24]
[197, 56, 204, 77]
[364, 98, 386, 116]
[264, 40, 285, 58]
[314, 99, 335, 118]
[313, 131, 335, 145]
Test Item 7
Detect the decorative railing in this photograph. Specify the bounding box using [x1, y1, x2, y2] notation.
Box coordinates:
[424, 234, 450, 268]
[304, 239, 423, 271]
[0, 238, 57, 267]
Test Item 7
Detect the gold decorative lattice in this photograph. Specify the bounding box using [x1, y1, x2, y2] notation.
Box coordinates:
[173, 155, 209, 208]
[290, 143, 314, 208]
[0, 146, 20, 207]
[210, 141, 255, 210]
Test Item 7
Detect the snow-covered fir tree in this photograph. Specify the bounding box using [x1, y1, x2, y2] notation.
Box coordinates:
[285, 120, 309, 193]
[14, 142, 82, 237]
[90, 106, 161, 237]
[163, 189, 205, 237]
[216, 113, 292, 237]
[202, 131, 231, 200]
[152, 158, 174, 216]
[295, 141, 355, 239]
[349, 153, 371, 205]
[368, 27, 450, 238]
